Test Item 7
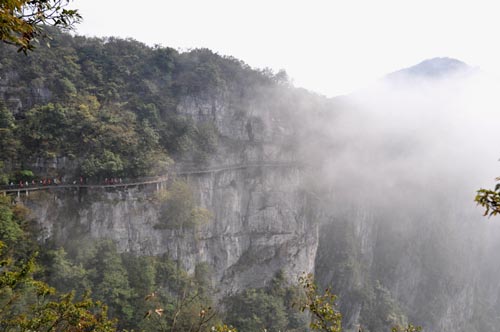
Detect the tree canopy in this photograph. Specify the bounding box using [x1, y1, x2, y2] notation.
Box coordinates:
[0, 0, 80, 53]
[0, 196, 116, 331]
[0, 30, 288, 183]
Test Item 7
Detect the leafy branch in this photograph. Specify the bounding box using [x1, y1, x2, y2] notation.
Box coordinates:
[475, 177, 500, 217]
[0, 0, 81, 53]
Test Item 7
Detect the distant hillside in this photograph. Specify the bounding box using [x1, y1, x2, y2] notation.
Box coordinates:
[386, 57, 472, 80]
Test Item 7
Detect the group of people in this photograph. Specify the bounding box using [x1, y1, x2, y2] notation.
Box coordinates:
[11, 177, 65, 188]
[7, 176, 123, 189]
[104, 178, 123, 185]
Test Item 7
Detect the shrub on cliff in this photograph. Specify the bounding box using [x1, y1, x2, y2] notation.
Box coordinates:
[0, 197, 116, 331]
[155, 180, 211, 230]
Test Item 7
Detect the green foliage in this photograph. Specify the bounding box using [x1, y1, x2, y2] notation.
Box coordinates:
[0, 199, 116, 331]
[0, 102, 19, 170]
[0, 0, 81, 53]
[211, 324, 238, 332]
[298, 273, 342, 332]
[225, 288, 288, 332]
[39, 247, 89, 295]
[1, 195, 428, 332]
[298, 274, 422, 332]
[16, 97, 171, 178]
[315, 216, 418, 331]
[0, 162, 7, 185]
[84, 241, 135, 327]
[13, 169, 34, 183]
[136, 253, 217, 332]
[193, 122, 219, 164]
[38, 236, 219, 332]
[157, 117, 219, 164]
[0, 196, 23, 246]
[391, 324, 422, 332]
[142, 292, 216, 332]
[156, 180, 212, 229]
[360, 281, 408, 332]
[0, 31, 291, 178]
[0, 28, 434, 332]
[224, 272, 307, 332]
[475, 178, 500, 217]
[121, 253, 157, 328]
[0, 198, 33, 262]
[0, 244, 116, 331]
[81, 150, 124, 177]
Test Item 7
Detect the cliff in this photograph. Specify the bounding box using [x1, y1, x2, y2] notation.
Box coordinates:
[23, 91, 319, 297]
[4, 33, 500, 332]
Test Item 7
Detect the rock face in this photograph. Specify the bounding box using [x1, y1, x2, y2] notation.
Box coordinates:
[0, 70, 52, 114]
[13, 49, 500, 331]
[25, 93, 319, 295]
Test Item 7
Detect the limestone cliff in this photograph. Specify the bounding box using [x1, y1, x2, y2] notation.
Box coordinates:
[5, 35, 500, 332]
[24, 92, 319, 296]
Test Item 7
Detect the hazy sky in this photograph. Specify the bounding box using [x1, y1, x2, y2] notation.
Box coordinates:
[73, 0, 500, 97]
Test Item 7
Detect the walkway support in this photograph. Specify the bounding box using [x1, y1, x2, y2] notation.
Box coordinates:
[0, 162, 301, 197]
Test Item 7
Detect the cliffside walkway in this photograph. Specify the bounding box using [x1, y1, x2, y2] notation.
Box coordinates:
[0, 161, 301, 196]
[0, 175, 170, 197]
[175, 161, 301, 175]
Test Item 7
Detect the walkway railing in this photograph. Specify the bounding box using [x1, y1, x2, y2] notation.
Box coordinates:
[0, 161, 301, 195]
[0, 175, 169, 195]
[175, 161, 301, 175]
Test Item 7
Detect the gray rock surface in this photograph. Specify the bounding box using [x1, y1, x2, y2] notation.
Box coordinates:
[25, 93, 318, 296]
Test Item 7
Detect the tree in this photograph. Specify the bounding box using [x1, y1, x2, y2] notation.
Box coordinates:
[475, 178, 500, 217]
[225, 288, 289, 332]
[0, 0, 81, 53]
[155, 181, 211, 230]
[0, 241, 116, 331]
[0, 196, 116, 331]
[0, 101, 19, 166]
[298, 273, 421, 332]
[298, 273, 342, 332]
[391, 324, 422, 332]
[84, 241, 135, 328]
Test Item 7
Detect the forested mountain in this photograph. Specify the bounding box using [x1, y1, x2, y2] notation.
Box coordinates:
[2, 30, 500, 332]
[0, 27, 298, 182]
[0, 29, 326, 332]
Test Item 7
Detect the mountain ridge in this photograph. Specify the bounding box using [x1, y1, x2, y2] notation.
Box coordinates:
[386, 57, 472, 80]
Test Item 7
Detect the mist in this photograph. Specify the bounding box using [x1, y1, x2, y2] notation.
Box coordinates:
[3, 31, 498, 330]
[305, 62, 500, 214]
[297, 60, 500, 331]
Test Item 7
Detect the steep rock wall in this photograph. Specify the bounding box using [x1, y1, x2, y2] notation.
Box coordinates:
[26, 165, 317, 295]
[24, 92, 318, 295]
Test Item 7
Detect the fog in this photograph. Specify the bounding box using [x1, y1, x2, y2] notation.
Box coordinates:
[309, 64, 500, 212]
[300, 61, 500, 331]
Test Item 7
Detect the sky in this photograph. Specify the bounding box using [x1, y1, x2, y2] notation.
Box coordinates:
[73, 0, 500, 97]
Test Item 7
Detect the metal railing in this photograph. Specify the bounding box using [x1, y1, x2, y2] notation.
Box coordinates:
[0, 175, 169, 194]
[0, 161, 301, 195]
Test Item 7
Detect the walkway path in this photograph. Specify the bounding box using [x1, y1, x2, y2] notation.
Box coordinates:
[176, 161, 301, 175]
[0, 161, 301, 196]
[0, 175, 169, 196]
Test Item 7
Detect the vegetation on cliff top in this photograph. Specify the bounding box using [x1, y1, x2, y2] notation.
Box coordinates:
[0, 29, 286, 183]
